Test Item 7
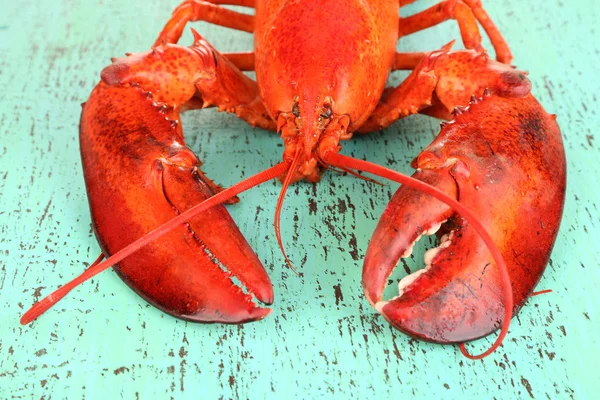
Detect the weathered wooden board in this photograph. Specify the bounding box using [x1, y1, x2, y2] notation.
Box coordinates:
[0, 0, 598, 398]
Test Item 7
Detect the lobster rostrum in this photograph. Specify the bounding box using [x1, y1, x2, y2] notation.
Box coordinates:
[22, 0, 566, 359]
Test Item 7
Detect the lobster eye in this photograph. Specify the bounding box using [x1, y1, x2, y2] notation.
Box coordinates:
[320, 104, 332, 119]
[292, 103, 300, 117]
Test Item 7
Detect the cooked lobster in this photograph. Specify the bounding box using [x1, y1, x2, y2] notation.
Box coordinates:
[22, 0, 566, 359]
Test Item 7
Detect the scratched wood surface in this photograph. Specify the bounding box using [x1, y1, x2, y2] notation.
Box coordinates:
[0, 0, 598, 398]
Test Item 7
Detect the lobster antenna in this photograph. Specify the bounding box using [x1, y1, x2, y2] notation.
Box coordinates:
[323, 151, 513, 360]
[322, 161, 384, 186]
[20, 160, 291, 325]
[274, 149, 303, 275]
[530, 289, 552, 297]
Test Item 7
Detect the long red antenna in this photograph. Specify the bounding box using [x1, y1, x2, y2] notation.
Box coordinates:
[21, 160, 290, 325]
[274, 150, 302, 274]
[530, 289, 552, 297]
[323, 151, 513, 360]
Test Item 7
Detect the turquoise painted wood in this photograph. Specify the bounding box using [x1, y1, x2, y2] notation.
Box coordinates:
[0, 1, 598, 398]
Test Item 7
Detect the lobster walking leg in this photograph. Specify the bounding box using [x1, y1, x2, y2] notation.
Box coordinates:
[155, 0, 254, 46]
[392, 51, 429, 70]
[222, 52, 255, 71]
[399, 0, 512, 63]
[205, 0, 255, 5]
[153, 2, 257, 71]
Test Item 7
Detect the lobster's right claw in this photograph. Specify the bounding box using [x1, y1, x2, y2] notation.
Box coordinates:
[364, 93, 566, 343]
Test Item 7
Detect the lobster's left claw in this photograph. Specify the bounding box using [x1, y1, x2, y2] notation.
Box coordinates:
[80, 83, 274, 324]
[364, 93, 566, 343]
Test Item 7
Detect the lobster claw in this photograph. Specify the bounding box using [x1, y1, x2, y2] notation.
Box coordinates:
[364, 93, 566, 343]
[80, 82, 273, 323]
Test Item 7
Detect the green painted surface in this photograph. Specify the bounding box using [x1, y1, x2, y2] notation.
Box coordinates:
[0, 1, 598, 398]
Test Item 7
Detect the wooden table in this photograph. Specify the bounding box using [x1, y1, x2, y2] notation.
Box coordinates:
[1, 1, 597, 398]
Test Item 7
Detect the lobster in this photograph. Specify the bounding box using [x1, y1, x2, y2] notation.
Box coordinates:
[21, 0, 566, 359]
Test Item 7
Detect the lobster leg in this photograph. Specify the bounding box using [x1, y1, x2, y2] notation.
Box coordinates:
[106, 32, 273, 130]
[222, 52, 255, 71]
[392, 51, 429, 70]
[184, 34, 273, 129]
[155, 0, 254, 46]
[358, 48, 529, 132]
[204, 0, 255, 4]
[399, 0, 512, 63]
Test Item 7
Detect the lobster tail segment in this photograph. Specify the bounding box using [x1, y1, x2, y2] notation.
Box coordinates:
[363, 93, 566, 343]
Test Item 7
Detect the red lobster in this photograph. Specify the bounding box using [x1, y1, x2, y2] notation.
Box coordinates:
[22, 0, 566, 359]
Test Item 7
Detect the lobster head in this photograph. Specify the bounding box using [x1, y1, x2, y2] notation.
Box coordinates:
[254, 0, 399, 182]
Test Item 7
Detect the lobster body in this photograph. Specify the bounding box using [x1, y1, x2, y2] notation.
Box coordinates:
[23, 0, 567, 358]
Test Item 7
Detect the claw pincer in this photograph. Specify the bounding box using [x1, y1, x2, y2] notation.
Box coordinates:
[364, 92, 566, 343]
[79, 45, 273, 323]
